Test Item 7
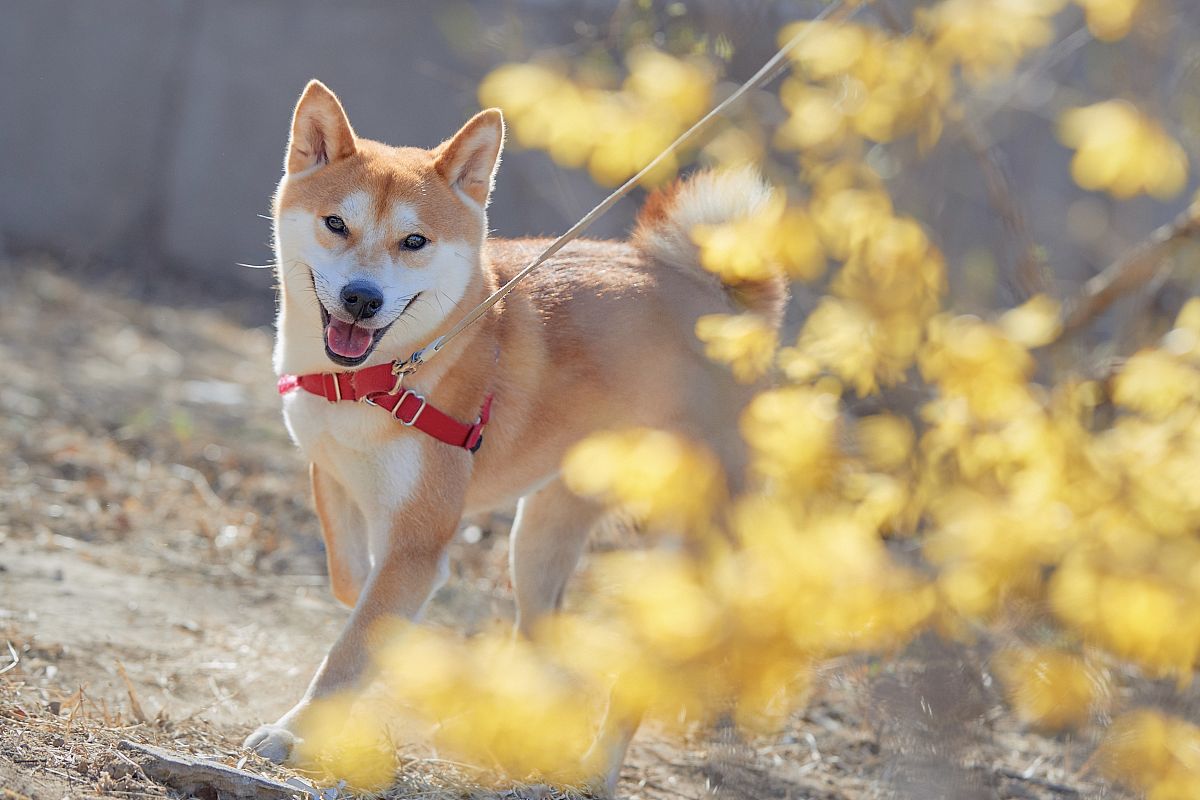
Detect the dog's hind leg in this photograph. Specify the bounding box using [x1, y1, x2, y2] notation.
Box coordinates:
[509, 476, 602, 637]
[509, 478, 638, 796]
[311, 463, 369, 607]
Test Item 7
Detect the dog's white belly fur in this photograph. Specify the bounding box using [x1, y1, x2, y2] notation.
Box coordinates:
[283, 392, 423, 557]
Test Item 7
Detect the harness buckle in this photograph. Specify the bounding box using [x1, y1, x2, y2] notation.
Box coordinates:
[323, 373, 343, 403]
[466, 417, 486, 453]
[392, 389, 429, 427]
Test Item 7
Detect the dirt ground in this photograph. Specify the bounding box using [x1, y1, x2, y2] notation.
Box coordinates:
[1, 259, 1128, 799]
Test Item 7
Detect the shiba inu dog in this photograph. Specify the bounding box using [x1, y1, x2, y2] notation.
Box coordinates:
[245, 79, 785, 789]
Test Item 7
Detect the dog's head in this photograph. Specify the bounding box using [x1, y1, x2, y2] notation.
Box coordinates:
[273, 80, 504, 373]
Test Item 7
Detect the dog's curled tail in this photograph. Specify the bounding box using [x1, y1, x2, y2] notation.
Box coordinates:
[633, 166, 787, 325]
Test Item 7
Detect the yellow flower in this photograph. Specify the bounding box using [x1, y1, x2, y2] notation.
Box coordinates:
[604, 553, 723, 661]
[795, 298, 885, 394]
[1074, 0, 1142, 41]
[1101, 711, 1200, 797]
[295, 694, 397, 791]
[692, 196, 825, 284]
[562, 429, 724, 531]
[857, 414, 915, 471]
[1113, 349, 1200, 419]
[1165, 296, 1200, 362]
[625, 47, 713, 121]
[1050, 558, 1200, 674]
[1059, 101, 1189, 200]
[695, 313, 779, 382]
[920, 314, 1039, 420]
[782, 20, 868, 79]
[920, 0, 1068, 84]
[691, 198, 781, 283]
[776, 82, 847, 153]
[994, 647, 1104, 731]
[1000, 294, 1062, 348]
[741, 387, 840, 489]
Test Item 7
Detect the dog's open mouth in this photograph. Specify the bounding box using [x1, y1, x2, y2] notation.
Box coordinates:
[319, 295, 420, 367]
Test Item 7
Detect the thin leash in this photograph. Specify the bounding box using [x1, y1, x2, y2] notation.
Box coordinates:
[393, 0, 856, 379]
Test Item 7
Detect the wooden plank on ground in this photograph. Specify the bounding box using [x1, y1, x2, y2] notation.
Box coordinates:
[117, 739, 321, 800]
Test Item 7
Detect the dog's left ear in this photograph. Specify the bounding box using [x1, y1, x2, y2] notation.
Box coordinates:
[434, 109, 505, 207]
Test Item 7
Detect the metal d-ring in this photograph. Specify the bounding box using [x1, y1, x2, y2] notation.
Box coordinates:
[385, 360, 407, 396]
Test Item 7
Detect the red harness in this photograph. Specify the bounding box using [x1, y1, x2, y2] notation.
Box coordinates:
[277, 362, 492, 453]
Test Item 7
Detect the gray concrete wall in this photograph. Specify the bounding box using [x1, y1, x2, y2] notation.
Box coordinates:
[0, 0, 635, 307]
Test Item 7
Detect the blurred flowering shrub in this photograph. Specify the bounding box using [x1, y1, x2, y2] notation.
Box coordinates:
[303, 1, 1200, 796]
[478, 48, 714, 185]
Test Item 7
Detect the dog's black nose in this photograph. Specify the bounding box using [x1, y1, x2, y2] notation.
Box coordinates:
[340, 281, 384, 320]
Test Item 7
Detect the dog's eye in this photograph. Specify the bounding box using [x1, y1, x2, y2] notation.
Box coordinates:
[324, 215, 348, 235]
[402, 234, 428, 250]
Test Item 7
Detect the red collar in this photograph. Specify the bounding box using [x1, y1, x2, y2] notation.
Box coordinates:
[278, 361, 492, 453]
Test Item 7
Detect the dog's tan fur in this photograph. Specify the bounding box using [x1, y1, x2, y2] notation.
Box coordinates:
[246, 80, 784, 787]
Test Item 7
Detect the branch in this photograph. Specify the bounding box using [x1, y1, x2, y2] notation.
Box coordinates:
[117, 740, 320, 800]
[1060, 202, 1200, 334]
[872, 0, 1048, 299]
[959, 118, 1050, 298]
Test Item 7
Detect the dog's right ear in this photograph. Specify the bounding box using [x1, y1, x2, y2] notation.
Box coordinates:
[286, 80, 357, 174]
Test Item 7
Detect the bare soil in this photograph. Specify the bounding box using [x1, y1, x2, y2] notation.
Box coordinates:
[1, 260, 1125, 799]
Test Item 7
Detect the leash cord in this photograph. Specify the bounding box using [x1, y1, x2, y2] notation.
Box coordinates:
[399, 0, 854, 375]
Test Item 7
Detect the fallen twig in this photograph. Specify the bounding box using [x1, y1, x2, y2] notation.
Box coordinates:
[995, 765, 1082, 796]
[1061, 202, 1200, 335]
[117, 740, 318, 800]
[0, 640, 18, 675]
[171, 463, 224, 511]
[111, 746, 147, 778]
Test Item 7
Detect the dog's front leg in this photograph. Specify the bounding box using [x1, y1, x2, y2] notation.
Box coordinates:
[245, 446, 469, 764]
[311, 463, 370, 607]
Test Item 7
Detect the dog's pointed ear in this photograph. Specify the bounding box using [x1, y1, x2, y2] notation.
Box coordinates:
[286, 80, 357, 174]
[433, 109, 505, 207]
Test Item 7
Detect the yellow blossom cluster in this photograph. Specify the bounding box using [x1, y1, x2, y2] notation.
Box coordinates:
[478, 48, 714, 185]
[299, 451, 933, 787]
[917, 301, 1200, 679]
[694, 313, 779, 383]
[691, 195, 825, 283]
[297, 628, 604, 788]
[1060, 101, 1189, 200]
[686, 161, 945, 395]
[298, 379, 937, 786]
[918, 0, 1067, 84]
[778, 20, 950, 150]
[787, 180, 946, 394]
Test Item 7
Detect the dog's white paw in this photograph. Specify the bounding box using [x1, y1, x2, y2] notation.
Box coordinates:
[243, 724, 299, 764]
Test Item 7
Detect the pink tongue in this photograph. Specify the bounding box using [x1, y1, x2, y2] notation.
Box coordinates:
[326, 318, 374, 358]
